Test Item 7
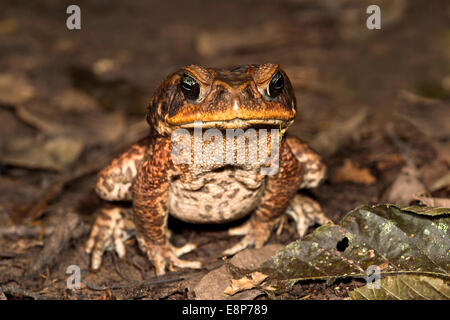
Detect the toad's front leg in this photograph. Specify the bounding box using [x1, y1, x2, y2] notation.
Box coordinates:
[85, 206, 198, 271]
[224, 139, 304, 256]
[133, 138, 202, 276]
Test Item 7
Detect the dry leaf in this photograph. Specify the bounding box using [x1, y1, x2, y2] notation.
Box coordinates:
[93, 58, 119, 75]
[419, 160, 449, 191]
[16, 101, 126, 146]
[413, 195, 450, 208]
[396, 90, 450, 141]
[1, 135, 84, 171]
[193, 245, 282, 300]
[0, 73, 35, 105]
[374, 154, 403, 170]
[52, 89, 99, 112]
[310, 107, 368, 156]
[332, 159, 376, 185]
[224, 272, 268, 296]
[383, 165, 427, 206]
[430, 171, 450, 191]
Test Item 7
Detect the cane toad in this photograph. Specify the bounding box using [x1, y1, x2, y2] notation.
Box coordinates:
[86, 63, 330, 275]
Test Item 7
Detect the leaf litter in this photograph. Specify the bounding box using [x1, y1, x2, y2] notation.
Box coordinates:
[225, 204, 449, 297]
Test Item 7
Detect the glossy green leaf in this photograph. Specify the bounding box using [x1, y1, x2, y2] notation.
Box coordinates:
[348, 274, 450, 300]
[400, 205, 450, 217]
[258, 204, 450, 292]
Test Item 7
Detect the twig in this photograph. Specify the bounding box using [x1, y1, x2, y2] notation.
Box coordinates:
[82, 276, 184, 291]
[0, 285, 49, 300]
[25, 209, 84, 278]
[385, 122, 417, 170]
[0, 225, 54, 238]
[0, 252, 21, 259]
[112, 254, 132, 281]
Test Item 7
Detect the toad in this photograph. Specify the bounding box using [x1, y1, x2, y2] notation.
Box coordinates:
[86, 64, 330, 275]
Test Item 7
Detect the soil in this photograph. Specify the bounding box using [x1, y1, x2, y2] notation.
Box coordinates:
[0, 0, 448, 300]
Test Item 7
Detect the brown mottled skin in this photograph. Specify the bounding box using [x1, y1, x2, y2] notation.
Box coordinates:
[86, 63, 330, 275]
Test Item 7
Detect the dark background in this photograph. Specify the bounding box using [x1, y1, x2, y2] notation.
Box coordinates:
[0, 0, 448, 299]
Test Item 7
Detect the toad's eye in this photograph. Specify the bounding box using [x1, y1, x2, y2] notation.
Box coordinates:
[267, 71, 284, 98]
[180, 74, 200, 100]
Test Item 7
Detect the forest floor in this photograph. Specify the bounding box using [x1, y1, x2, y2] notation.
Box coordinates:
[0, 0, 449, 299]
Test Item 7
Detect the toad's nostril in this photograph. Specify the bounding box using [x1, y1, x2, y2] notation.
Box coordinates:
[233, 98, 239, 111]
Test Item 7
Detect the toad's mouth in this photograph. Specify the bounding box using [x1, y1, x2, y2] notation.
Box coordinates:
[177, 118, 291, 129]
[166, 105, 296, 130]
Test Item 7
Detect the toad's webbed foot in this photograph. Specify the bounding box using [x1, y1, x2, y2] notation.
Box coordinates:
[85, 207, 201, 275]
[136, 235, 202, 276]
[225, 194, 330, 256]
[223, 217, 280, 256]
[286, 194, 331, 237]
[85, 207, 135, 270]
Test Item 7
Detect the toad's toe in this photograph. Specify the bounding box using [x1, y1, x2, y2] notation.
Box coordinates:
[227, 220, 251, 236]
[86, 207, 131, 270]
[223, 218, 277, 256]
[138, 237, 202, 276]
[286, 194, 331, 238]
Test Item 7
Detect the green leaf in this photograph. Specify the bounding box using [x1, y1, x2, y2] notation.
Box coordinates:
[400, 205, 450, 217]
[258, 204, 450, 292]
[348, 275, 450, 300]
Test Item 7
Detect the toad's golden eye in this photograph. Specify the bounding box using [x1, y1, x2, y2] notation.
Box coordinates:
[180, 73, 200, 100]
[267, 71, 284, 98]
